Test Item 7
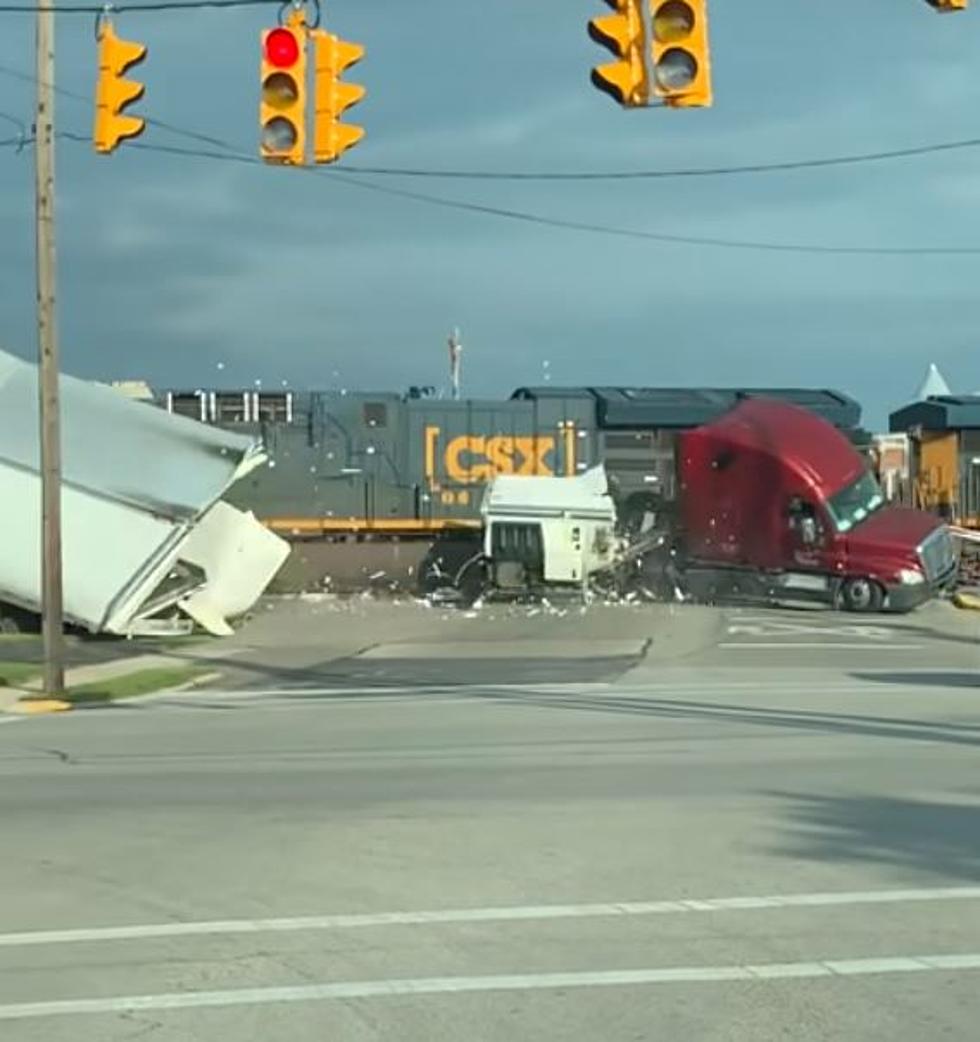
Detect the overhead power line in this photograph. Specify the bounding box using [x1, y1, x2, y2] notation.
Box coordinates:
[341, 134, 980, 181]
[0, 59, 262, 153]
[46, 131, 980, 257]
[319, 169, 980, 256]
[3, 56, 980, 183]
[0, 0, 274, 11]
[3, 62, 980, 256]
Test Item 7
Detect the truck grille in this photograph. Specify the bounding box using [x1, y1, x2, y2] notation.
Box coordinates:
[918, 526, 957, 588]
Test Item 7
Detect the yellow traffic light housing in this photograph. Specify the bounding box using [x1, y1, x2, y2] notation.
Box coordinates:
[313, 30, 365, 164]
[650, 0, 712, 108]
[588, 0, 648, 107]
[260, 17, 306, 165]
[925, 0, 967, 9]
[93, 20, 146, 154]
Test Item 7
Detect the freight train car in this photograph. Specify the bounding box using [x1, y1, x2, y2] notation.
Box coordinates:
[157, 385, 865, 538]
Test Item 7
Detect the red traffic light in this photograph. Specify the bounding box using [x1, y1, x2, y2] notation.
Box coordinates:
[265, 27, 300, 68]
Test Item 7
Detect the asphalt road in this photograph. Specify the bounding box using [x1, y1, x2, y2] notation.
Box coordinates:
[0, 598, 977, 1040]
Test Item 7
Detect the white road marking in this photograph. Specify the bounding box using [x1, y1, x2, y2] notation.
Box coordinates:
[717, 643, 924, 650]
[2, 886, 978, 949]
[2, 953, 980, 1020]
[730, 615, 888, 625]
[727, 624, 894, 638]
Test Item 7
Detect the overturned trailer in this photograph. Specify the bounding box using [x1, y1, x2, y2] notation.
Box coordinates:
[0, 349, 289, 636]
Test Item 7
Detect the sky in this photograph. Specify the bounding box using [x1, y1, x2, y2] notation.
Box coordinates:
[1, 0, 980, 429]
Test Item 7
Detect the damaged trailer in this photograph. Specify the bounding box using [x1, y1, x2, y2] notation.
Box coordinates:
[422, 465, 623, 603]
[480, 465, 619, 595]
[0, 349, 289, 636]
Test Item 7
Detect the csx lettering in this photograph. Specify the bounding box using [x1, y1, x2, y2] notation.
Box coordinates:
[444, 435, 556, 483]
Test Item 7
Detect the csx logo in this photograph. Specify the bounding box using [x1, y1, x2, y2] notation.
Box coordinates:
[425, 427, 572, 485]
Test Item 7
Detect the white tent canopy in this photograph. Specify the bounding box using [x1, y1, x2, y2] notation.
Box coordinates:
[915, 363, 952, 401]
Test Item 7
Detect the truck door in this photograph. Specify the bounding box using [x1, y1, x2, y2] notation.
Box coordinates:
[784, 496, 835, 573]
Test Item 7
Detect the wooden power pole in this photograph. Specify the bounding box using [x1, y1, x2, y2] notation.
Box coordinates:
[35, 0, 65, 697]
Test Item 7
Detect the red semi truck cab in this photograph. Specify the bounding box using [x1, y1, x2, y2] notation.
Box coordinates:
[677, 398, 957, 612]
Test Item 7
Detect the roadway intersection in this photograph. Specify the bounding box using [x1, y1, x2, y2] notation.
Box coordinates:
[0, 597, 976, 1040]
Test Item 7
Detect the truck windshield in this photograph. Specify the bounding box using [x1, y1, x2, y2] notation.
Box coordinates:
[826, 471, 885, 533]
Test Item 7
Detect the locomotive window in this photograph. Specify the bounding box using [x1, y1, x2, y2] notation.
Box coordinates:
[215, 393, 248, 423]
[169, 393, 206, 421]
[605, 433, 653, 450]
[363, 402, 388, 428]
[256, 393, 291, 423]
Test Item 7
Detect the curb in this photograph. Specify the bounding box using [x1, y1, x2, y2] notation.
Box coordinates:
[116, 671, 224, 704]
[9, 698, 73, 715]
[6, 671, 224, 715]
[952, 591, 980, 611]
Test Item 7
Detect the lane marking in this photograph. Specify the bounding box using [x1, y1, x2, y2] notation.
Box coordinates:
[730, 615, 863, 622]
[727, 624, 894, 638]
[2, 953, 980, 1020]
[2, 886, 979, 949]
[717, 643, 924, 650]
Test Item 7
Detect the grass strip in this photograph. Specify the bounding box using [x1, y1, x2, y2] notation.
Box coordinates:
[66, 666, 207, 704]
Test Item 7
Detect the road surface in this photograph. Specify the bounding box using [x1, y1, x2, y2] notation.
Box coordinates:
[0, 598, 977, 1039]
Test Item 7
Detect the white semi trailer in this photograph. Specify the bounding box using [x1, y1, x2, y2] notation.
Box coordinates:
[0, 349, 288, 636]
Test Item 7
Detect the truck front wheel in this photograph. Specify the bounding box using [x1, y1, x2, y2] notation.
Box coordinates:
[840, 576, 884, 613]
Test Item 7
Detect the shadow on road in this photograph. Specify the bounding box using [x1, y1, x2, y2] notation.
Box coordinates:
[460, 690, 980, 750]
[136, 647, 645, 690]
[770, 791, 980, 881]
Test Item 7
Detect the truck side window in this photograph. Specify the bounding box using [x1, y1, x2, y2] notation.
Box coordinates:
[788, 498, 821, 544]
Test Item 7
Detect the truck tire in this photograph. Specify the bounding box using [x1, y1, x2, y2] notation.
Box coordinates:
[619, 493, 665, 538]
[840, 576, 884, 613]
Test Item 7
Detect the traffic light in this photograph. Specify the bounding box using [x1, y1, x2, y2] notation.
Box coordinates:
[93, 20, 146, 154]
[588, 0, 648, 108]
[260, 19, 306, 165]
[313, 30, 365, 164]
[650, 0, 712, 108]
[924, 0, 967, 9]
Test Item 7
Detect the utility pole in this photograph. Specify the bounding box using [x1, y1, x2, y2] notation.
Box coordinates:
[35, 0, 65, 697]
